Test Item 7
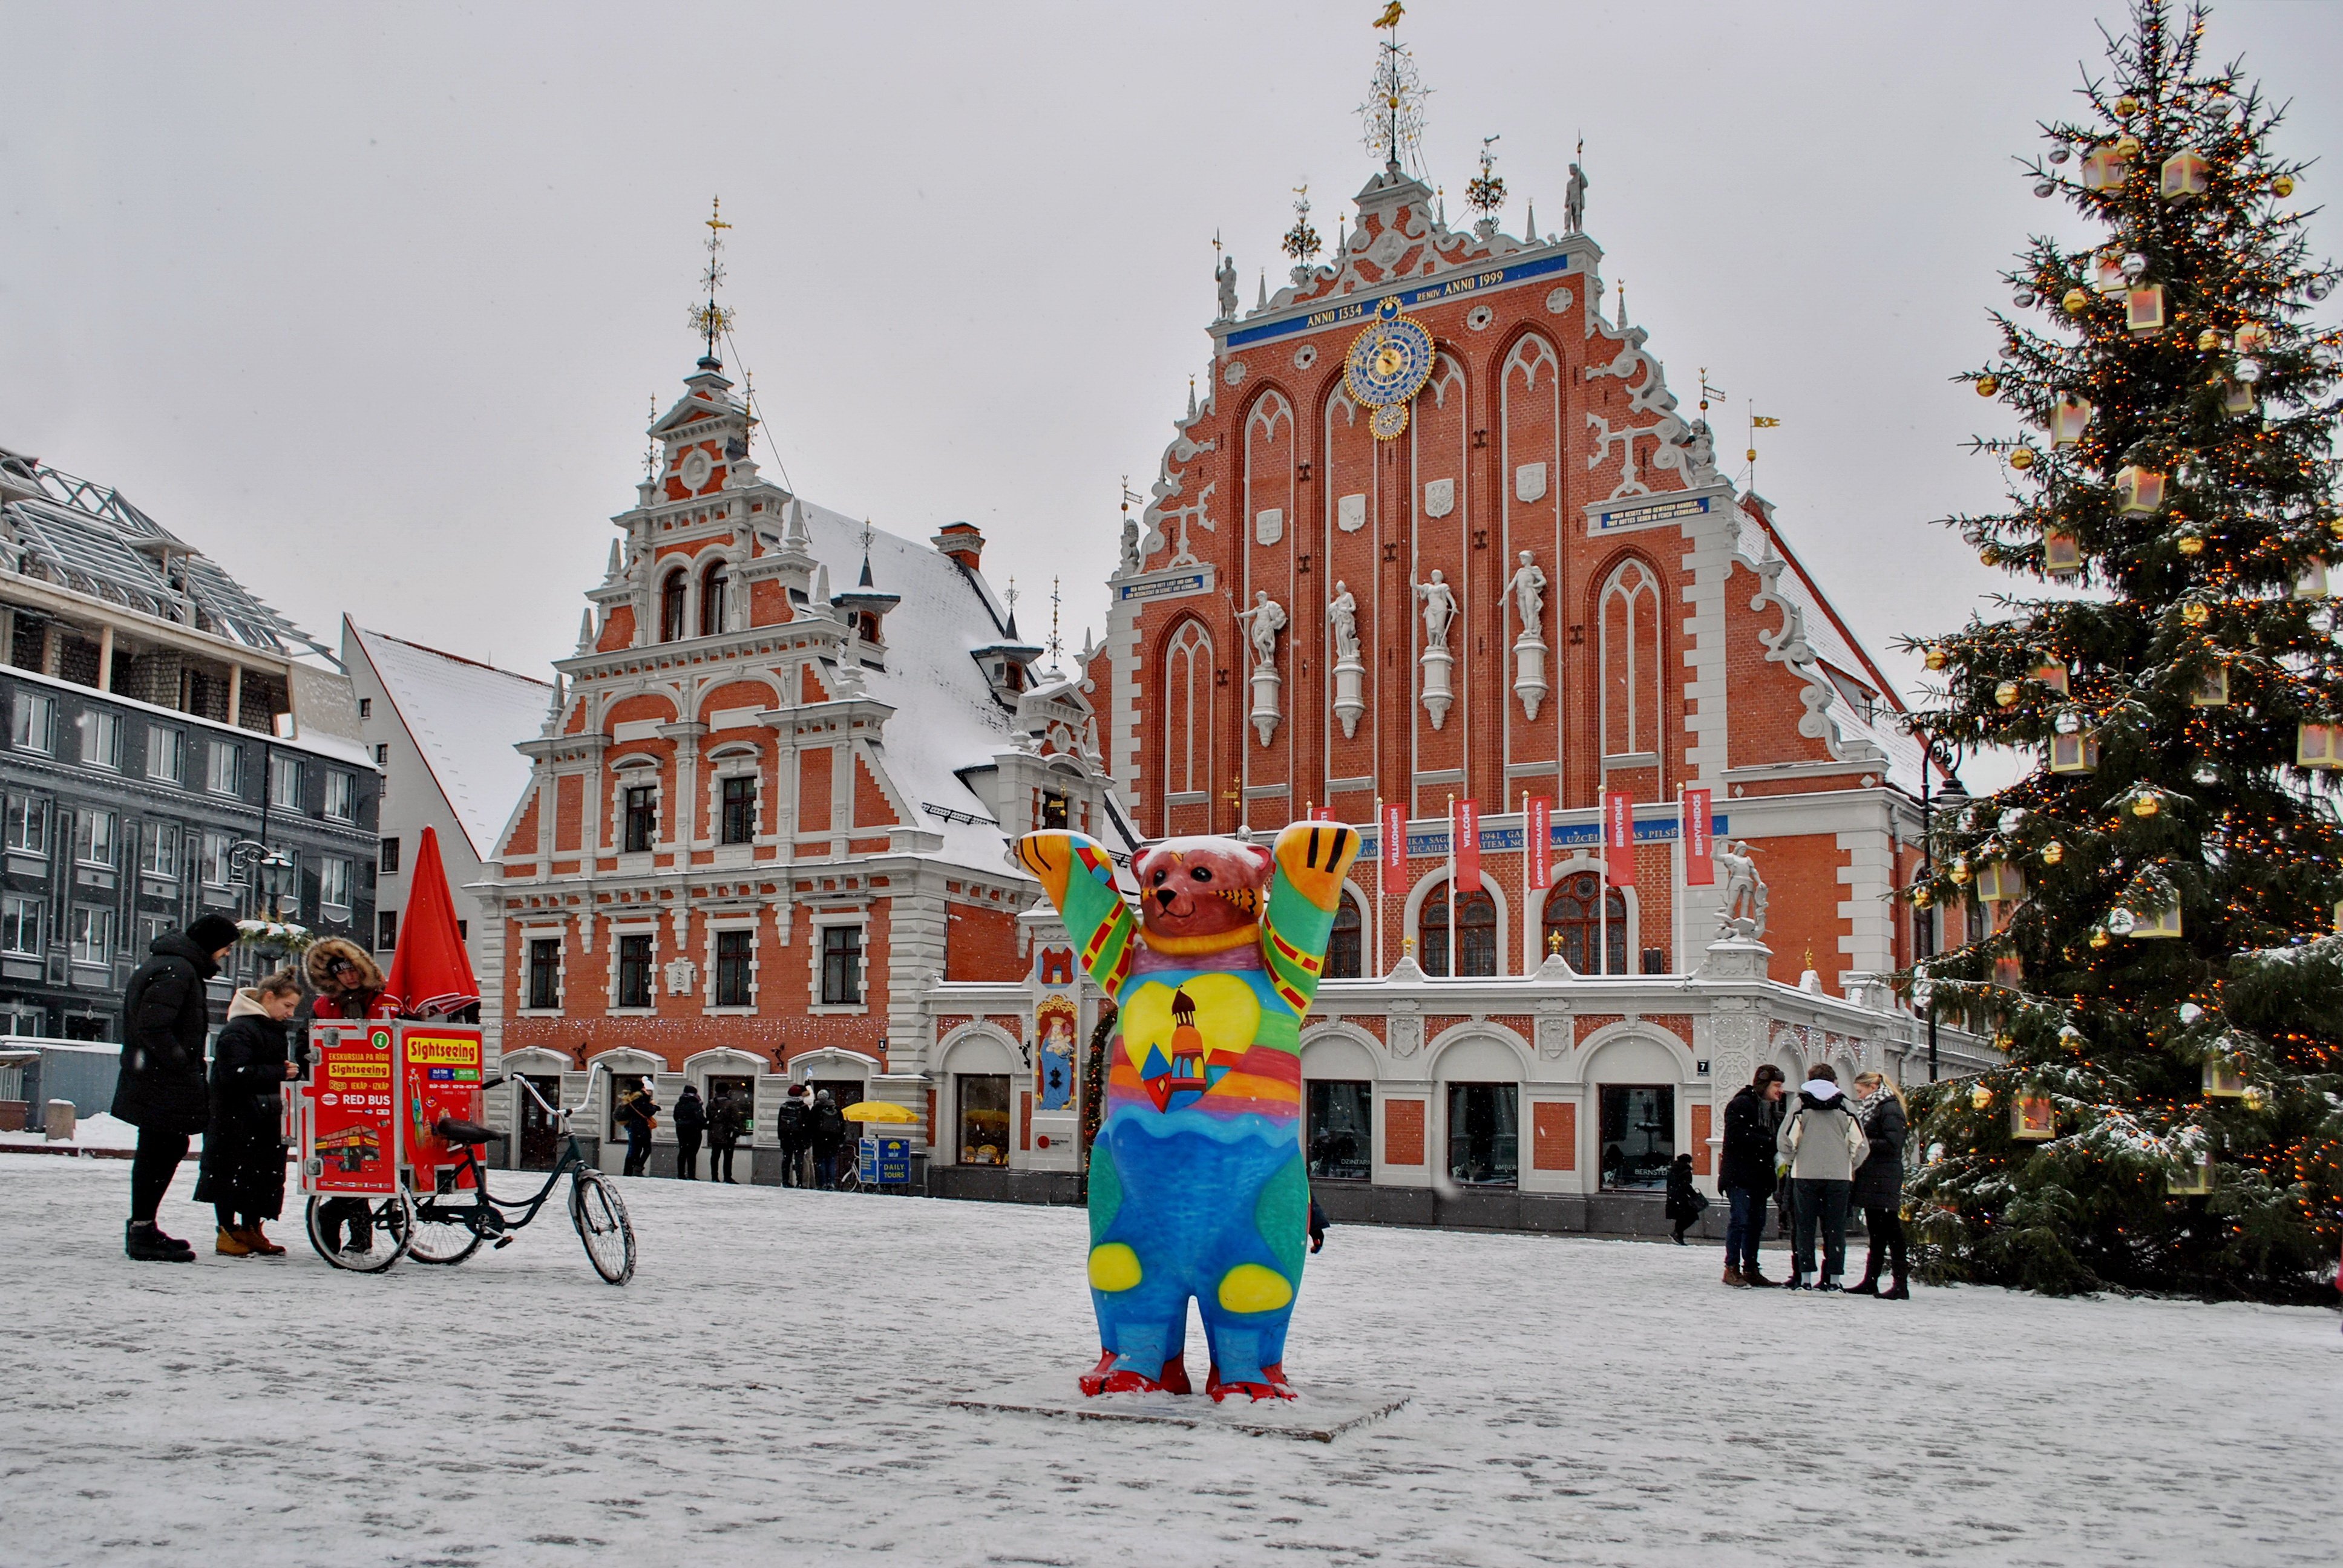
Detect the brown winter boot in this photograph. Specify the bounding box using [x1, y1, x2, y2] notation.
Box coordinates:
[240, 1225, 286, 1256]
[215, 1226, 257, 1256]
[1722, 1265, 1748, 1287]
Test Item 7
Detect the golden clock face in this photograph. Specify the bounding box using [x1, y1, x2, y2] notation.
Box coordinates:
[1343, 309, 1435, 422]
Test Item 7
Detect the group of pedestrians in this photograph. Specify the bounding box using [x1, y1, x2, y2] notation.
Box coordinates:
[1717, 1061, 1910, 1296]
[615, 1079, 854, 1188]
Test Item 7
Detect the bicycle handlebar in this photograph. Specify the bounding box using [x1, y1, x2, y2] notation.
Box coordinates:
[507, 1060, 608, 1127]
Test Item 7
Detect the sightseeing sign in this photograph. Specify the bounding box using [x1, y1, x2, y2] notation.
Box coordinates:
[297, 1022, 487, 1198]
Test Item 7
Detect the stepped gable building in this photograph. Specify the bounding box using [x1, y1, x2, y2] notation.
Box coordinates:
[0, 446, 379, 1041]
[913, 142, 1990, 1225]
[480, 350, 1134, 1175]
[1092, 161, 1956, 988]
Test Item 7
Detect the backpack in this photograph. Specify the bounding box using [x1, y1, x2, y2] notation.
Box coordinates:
[775, 1100, 808, 1140]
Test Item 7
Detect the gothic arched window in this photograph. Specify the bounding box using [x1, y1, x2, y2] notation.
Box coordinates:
[1543, 871, 1627, 975]
[659, 570, 688, 643]
[1327, 891, 1363, 979]
[1161, 619, 1212, 824]
[698, 559, 731, 637]
[1599, 559, 1662, 759]
[1419, 880, 1497, 978]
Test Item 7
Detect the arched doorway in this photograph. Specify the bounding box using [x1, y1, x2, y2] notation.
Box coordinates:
[1419, 880, 1497, 978]
[1543, 872, 1627, 974]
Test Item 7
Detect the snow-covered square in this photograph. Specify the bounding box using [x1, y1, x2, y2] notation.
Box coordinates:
[8, 1155, 2336, 1567]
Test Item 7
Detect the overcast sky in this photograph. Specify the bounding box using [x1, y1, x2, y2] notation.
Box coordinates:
[5, 1, 2337, 786]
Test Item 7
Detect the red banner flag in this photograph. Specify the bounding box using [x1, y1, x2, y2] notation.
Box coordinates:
[1527, 796, 1551, 890]
[1383, 802, 1404, 875]
[1604, 791, 1636, 887]
[1455, 799, 1480, 891]
[1682, 786, 1714, 886]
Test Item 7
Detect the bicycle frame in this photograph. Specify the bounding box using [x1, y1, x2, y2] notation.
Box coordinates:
[413, 1063, 608, 1233]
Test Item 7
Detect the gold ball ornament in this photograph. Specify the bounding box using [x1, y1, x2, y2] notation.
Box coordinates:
[2328, 516, 2343, 540]
[2042, 840, 2065, 865]
[2114, 94, 2140, 117]
[2182, 602, 2211, 626]
[2113, 133, 2143, 160]
[1995, 681, 2022, 707]
[2133, 792, 2160, 817]
[2273, 174, 2296, 198]
[1970, 1083, 1994, 1109]
[2010, 445, 2037, 471]
[2063, 288, 2091, 314]
[2177, 533, 2204, 555]
[1950, 857, 1973, 884]
[1977, 374, 2000, 396]
[2241, 1084, 2267, 1111]
[1924, 645, 1949, 671]
[2090, 927, 2112, 949]
[1912, 885, 1934, 909]
[1980, 546, 2000, 566]
[2197, 327, 2224, 351]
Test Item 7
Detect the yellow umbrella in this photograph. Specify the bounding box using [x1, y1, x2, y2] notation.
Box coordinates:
[842, 1100, 919, 1125]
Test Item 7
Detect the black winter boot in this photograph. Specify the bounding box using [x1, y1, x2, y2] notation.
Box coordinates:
[1847, 1275, 1881, 1296]
[1881, 1275, 1910, 1300]
[126, 1221, 194, 1263]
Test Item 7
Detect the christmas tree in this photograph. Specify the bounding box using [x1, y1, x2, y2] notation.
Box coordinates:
[1902, 0, 2343, 1299]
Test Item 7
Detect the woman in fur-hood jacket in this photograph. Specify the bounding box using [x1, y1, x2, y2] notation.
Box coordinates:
[305, 937, 397, 1021]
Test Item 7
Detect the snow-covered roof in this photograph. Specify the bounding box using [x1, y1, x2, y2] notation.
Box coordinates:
[788, 501, 1031, 874]
[1732, 498, 1938, 795]
[348, 622, 552, 863]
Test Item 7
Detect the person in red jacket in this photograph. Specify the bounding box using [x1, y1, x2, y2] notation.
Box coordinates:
[303, 938, 397, 1253]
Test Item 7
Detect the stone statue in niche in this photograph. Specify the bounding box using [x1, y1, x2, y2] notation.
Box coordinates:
[1507, 552, 1546, 635]
[1216, 252, 1239, 322]
[1716, 839, 1769, 938]
[1564, 160, 1590, 235]
[1326, 583, 1360, 665]
[1683, 418, 1717, 483]
[1118, 511, 1143, 577]
[1415, 570, 1457, 652]
[1236, 591, 1286, 670]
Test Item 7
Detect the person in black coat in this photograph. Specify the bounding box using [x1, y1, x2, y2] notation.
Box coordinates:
[615, 1080, 658, 1177]
[113, 913, 241, 1263]
[1717, 1063, 1787, 1287]
[673, 1083, 706, 1180]
[1664, 1152, 1708, 1245]
[1849, 1071, 1912, 1299]
[707, 1088, 745, 1184]
[774, 1085, 811, 1187]
[810, 1089, 847, 1190]
[194, 969, 302, 1256]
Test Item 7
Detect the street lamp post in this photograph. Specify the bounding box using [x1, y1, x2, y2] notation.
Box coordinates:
[1907, 725, 1966, 1083]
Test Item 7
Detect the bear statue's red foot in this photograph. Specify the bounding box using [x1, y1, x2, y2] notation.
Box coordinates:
[1081, 1350, 1182, 1397]
[1207, 1362, 1299, 1403]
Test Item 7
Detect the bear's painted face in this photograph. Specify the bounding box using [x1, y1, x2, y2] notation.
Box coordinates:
[1133, 837, 1273, 942]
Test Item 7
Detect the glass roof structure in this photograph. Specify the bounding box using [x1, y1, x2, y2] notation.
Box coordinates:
[0, 445, 333, 662]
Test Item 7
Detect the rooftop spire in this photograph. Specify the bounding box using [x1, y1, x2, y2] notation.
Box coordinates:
[689, 195, 735, 367]
[1360, 2, 1426, 176]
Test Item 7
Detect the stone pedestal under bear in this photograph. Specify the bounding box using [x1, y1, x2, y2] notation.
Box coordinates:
[1015, 823, 1360, 1402]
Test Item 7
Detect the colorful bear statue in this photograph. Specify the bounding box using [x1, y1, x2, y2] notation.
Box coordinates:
[1014, 822, 1360, 1402]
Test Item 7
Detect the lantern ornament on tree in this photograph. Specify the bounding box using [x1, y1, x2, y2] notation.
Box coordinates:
[2011, 1094, 2057, 1141]
[2115, 465, 2167, 512]
[2203, 1058, 2247, 1097]
[2043, 529, 2085, 575]
[2161, 145, 2210, 200]
[2191, 665, 2230, 706]
[2050, 394, 2094, 448]
[2127, 286, 2168, 334]
[1976, 860, 2027, 904]
[2167, 1153, 2215, 1197]
[2032, 659, 2071, 693]
[2296, 722, 2343, 769]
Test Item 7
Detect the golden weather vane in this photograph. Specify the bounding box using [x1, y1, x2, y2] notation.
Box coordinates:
[1360, 2, 1425, 174]
[689, 195, 736, 361]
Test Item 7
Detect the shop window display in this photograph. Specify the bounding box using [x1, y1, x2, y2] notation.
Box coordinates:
[1599, 1083, 1674, 1191]
[1446, 1082, 1518, 1186]
[1307, 1079, 1372, 1180]
[957, 1073, 1011, 1166]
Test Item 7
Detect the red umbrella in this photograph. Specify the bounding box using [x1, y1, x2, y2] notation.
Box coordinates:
[382, 825, 479, 1019]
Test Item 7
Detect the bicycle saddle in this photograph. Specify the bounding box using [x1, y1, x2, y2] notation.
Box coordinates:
[433, 1117, 505, 1146]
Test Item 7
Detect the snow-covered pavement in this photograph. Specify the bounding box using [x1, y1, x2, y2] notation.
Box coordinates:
[8, 1155, 2335, 1566]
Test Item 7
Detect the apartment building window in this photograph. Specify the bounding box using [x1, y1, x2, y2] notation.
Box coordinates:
[270, 756, 304, 811]
[715, 928, 752, 1006]
[6, 794, 48, 855]
[10, 691, 54, 754]
[79, 710, 120, 769]
[820, 924, 862, 1006]
[623, 786, 657, 853]
[377, 910, 398, 951]
[357, 698, 372, 719]
[202, 831, 234, 887]
[526, 937, 560, 1010]
[73, 809, 117, 868]
[208, 740, 241, 796]
[380, 837, 401, 874]
[617, 933, 654, 1008]
[375, 743, 388, 766]
[320, 856, 352, 912]
[323, 770, 356, 822]
[719, 775, 756, 845]
[148, 727, 186, 785]
[139, 821, 181, 880]
[70, 906, 112, 967]
[2, 895, 44, 957]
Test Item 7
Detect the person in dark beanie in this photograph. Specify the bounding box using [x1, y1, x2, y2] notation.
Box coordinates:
[1663, 1152, 1708, 1244]
[114, 913, 241, 1262]
[1719, 1063, 1787, 1287]
[775, 1083, 811, 1187]
[673, 1082, 706, 1180]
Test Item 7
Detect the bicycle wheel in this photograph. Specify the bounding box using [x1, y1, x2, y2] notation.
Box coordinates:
[405, 1187, 488, 1266]
[304, 1190, 415, 1273]
[569, 1169, 635, 1285]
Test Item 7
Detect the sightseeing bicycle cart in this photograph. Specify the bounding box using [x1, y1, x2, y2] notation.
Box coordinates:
[292, 1023, 635, 1285]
